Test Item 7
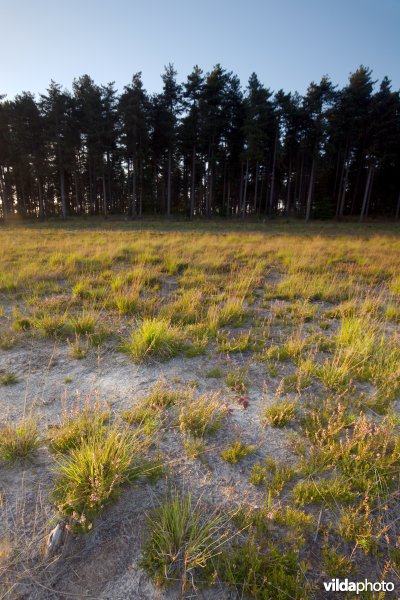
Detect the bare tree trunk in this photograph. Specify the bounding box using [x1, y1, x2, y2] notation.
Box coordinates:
[242, 158, 249, 218]
[226, 179, 231, 216]
[167, 150, 172, 217]
[57, 143, 67, 219]
[38, 177, 45, 219]
[132, 156, 137, 218]
[0, 166, 8, 221]
[365, 167, 375, 219]
[305, 157, 315, 221]
[297, 156, 304, 215]
[102, 174, 107, 217]
[286, 157, 292, 215]
[253, 161, 259, 213]
[239, 161, 244, 217]
[190, 145, 195, 219]
[338, 157, 350, 220]
[359, 164, 374, 222]
[269, 127, 279, 217]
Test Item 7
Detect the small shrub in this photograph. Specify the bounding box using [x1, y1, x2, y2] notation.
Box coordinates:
[221, 440, 256, 464]
[292, 477, 356, 506]
[217, 538, 307, 600]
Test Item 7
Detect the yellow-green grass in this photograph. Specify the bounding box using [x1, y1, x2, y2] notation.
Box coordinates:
[1, 221, 400, 593]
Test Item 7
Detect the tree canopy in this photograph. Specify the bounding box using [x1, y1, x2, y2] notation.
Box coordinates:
[0, 65, 399, 220]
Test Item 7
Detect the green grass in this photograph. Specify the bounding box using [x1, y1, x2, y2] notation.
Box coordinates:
[124, 317, 183, 361]
[48, 402, 110, 453]
[0, 372, 18, 385]
[264, 398, 297, 427]
[140, 490, 230, 593]
[52, 426, 144, 530]
[0, 418, 40, 460]
[178, 392, 227, 437]
[221, 440, 256, 464]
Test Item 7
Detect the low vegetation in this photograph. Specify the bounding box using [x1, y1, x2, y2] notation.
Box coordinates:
[1, 221, 399, 597]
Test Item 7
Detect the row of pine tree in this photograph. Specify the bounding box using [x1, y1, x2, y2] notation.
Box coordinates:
[0, 64, 399, 221]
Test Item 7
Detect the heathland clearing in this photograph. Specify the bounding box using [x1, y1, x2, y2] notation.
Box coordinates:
[1, 221, 399, 598]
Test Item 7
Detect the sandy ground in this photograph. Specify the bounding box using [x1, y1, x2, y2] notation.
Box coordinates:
[0, 332, 295, 599]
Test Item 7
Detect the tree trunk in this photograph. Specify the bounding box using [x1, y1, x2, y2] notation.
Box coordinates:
[286, 157, 292, 215]
[305, 157, 315, 222]
[132, 156, 137, 218]
[242, 158, 249, 218]
[359, 164, 374, 222]
[190, 145, 196, 219]
[338, 157, 350, 220]
[269, 127, 279, 217]
[167, 150, 172, 217]
[102, 174, 107, 217]
[0, 166, 8, 221]
[57, 143, 67, 218]
[38, 177, 45, 219]
[253, 161, 259, 213]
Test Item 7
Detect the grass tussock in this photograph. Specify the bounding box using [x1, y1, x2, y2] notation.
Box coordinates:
[178, 392, 228, 437]
[0, 418, 40, 461]
[124, 317, 183, 361]
[52, 426, 144, 530]
[141, 490, 230, 593]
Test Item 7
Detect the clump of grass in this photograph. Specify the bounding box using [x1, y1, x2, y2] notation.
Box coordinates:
[225, 364, 249, 393]
[0, 372, 18, 385]
[0, 418, 40, 460]
[178, 392, 227, 437]
[264, 398, 297, 427]
[0, 333, 16, 350]
[124, 318, 183, 361]
[217, 331, 253, 354]
[67, 312, 97, 335]
[140, 490, 230, 593]
[67, 334, 91, 359]
[205, 366, 223, 378]
[48, 401, 110, 454]
[114, 290, 140, 315]
[12, 314, 32, 332]
[33, 312, 67, 337]
[183, 435, 206, 459]
[122, 380, 190, 432]
[221, 440, 256, 464]
[52, 426, 142, 529]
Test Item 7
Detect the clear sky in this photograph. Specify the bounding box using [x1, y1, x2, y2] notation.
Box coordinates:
[1, 0, 399, 99]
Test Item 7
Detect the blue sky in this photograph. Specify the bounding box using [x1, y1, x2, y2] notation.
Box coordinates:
[1, 0, 399, 98]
